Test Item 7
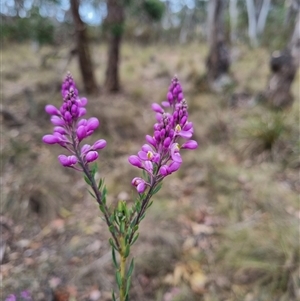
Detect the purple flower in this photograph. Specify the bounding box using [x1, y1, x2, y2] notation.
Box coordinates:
[5, 295, 16, 301]
[20, 290, 32, 300]
[58, 155, 78, 167]
[86, 151, 99, 163]
[43, 72, 106, 170]
[131, 177, 147, 193]
[129, 76, 197, 193]
[128, 155, 143, 168]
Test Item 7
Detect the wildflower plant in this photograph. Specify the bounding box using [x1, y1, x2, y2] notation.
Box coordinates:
[42, 73, 197, 301]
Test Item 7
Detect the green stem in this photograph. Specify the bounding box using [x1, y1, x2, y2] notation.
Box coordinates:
[119, 252, 127, 301]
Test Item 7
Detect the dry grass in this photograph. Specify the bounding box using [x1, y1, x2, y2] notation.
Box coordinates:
[1, 41, 299, 301]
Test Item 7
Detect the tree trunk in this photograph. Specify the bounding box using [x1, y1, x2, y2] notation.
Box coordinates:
[246, 0, 258, 46]
[206, 0, 230, 86]
[70, 0, 98, 94]
[229, 0, 238, 43]
[257, 0, 271, 35]
[265, 12, 300, 108]
[104, 0, 125, 92]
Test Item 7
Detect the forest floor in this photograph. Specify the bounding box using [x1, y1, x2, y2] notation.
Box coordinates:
[1, 42, 299, 301]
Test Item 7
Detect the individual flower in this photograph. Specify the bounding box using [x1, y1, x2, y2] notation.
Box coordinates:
[129, 76, 198, 192]
[43, 72, 106, 170]
[20, 290, 32, 300]
[5, 295, 16, 301]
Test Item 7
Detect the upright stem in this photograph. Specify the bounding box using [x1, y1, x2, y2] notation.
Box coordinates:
[119, 252, 127, 301]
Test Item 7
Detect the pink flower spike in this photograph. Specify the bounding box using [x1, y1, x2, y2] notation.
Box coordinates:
[86, 151, 98, 163]
[182, 140, 198, 150]
[93, 139, 107, 150]
[87, 117, 99, 131]
[128, 155, 143, 168]
[152, 103, 164, 114]
[45, 104, 60, 115]
[42, 134, 60, 144]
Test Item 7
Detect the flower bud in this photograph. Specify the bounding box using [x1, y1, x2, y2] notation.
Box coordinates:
[87, 117, 99, 131]
[86, 151, 98, 163]
[76, 125, 87, 141]
[128, 155, 143, 168]
[51, 116, 65, 126]
[152, 103, 164, 114]
[93, 139, 107, 150]
[58, 155, 77, 167]
[181, 140, 198, 149]
[45, 105, 60, 115]
[42, 134, 60, 144]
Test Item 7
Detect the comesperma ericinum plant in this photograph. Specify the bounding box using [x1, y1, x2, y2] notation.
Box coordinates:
[43, 73, 198, 301]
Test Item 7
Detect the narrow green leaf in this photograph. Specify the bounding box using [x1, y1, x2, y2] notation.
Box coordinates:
[130, 217, 137, 229]
[152, 183, 163, 195]
[109, 238, 118, 250]
[147, 201, 153, 209]
[84, 175, 91, 185]
[91, 163, 98, 178]
[120, 221, 125, 234]
[124, 244, 130, 258]
[116, 271, 122, 289]
[130, 232, 139, 246]
[98, 178, 103, 190]
[109, 225, 115, 234]
[103, 186, 108, 197]
[99, 204, 105, 213]
[135, 200, 141, 212]
[125, 276, 132, 297]
[112, 248, 118, 269]
[112, 290, 116, 301]
[127, 258, 134, 278]
[102, 195, 106, 205]
[88, 190, 96, 199]
[125, 295, 129, 301]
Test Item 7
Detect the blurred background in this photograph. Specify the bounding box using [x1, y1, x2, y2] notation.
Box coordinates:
[1, 0, 299, 300]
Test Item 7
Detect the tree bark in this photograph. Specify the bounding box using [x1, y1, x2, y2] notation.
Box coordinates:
[246, 0, 258, 46]
[265, 12, 300, 108]
[257, 0, 271, 35]
[206, 0, 230, 84]
[104, 0, 125, 92]
[70, 0, 98, 94]
[229, 0, 238, 43]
